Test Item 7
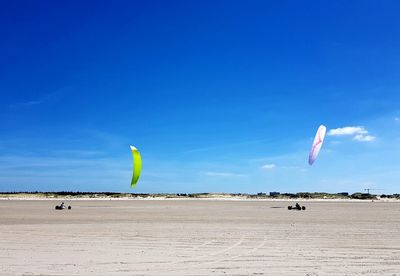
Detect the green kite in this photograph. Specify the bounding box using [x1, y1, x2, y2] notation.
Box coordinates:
[130, 145, 142, 188]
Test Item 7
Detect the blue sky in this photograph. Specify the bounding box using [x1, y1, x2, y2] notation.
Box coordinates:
[1, 1, 400, 193]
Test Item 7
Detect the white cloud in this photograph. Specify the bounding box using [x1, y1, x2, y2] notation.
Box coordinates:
[327, 126, 367, 136]
[353, 134, 376, 142]
[261, 164, 276, 170]
[328, 126, 375, 143]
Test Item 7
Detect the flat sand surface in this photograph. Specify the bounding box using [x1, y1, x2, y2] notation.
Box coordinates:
[1, 200, 400, 275]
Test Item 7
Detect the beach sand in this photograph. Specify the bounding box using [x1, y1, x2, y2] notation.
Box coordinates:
[1, 199, 400, 275]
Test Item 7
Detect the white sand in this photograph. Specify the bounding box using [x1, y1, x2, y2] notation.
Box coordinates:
[1, 200, 400, 275]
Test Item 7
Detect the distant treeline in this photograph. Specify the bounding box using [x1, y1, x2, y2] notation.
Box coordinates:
[0, 191, 399, 200]
[256, 192, 400, 200]
[262, 192, 386, 200]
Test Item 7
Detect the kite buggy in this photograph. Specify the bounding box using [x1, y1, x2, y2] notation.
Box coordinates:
[55, 202, 71, 210]
[288, 203, 306, 211]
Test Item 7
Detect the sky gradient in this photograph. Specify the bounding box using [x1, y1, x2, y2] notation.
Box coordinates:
[1, 1, 400, 194]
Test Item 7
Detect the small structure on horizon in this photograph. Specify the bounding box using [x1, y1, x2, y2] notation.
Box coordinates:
[270, 192, 280, 196]
[364, 188, 383, 195]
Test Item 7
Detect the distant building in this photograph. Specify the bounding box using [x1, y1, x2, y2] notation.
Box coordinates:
[270, 192, 280, 196]
[337, 192, 349, 196]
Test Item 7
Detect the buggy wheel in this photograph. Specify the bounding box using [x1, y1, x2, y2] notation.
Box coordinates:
[288, 206, 292, 210]
[302, 206, 306, 210]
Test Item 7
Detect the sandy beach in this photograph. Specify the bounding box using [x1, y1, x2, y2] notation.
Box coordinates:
[1, 199, 400, 275]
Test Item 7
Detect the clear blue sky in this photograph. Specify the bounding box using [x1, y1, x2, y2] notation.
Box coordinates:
[1, 1, 400, 193]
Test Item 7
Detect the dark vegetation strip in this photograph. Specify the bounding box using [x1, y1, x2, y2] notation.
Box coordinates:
[0, 191, 399, 200]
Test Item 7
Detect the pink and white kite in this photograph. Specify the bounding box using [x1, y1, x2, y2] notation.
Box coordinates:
[308, 125, 326, 165]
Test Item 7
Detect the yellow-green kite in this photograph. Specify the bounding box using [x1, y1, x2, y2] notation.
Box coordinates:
[130, 145, 142, 188]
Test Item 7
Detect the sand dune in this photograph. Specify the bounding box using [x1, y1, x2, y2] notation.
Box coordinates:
[1, 200, 400, 275]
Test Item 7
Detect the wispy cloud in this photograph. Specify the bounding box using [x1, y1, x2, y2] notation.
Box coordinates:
[50, 150, 104, 157]
[261, 164, 276, 170]
[0, 154, 125, 170]
[203, 171, 245, 177]
[353, 134, 376, 142]
[180, 138, 269, 155]
[84, 129, 129, 150]
[21, 100, 43, 106]
[8, 87, 71, 109]
[328, 126, 375, 142]
[0, 153, 131, 191]
[9, 100, 44, 108]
